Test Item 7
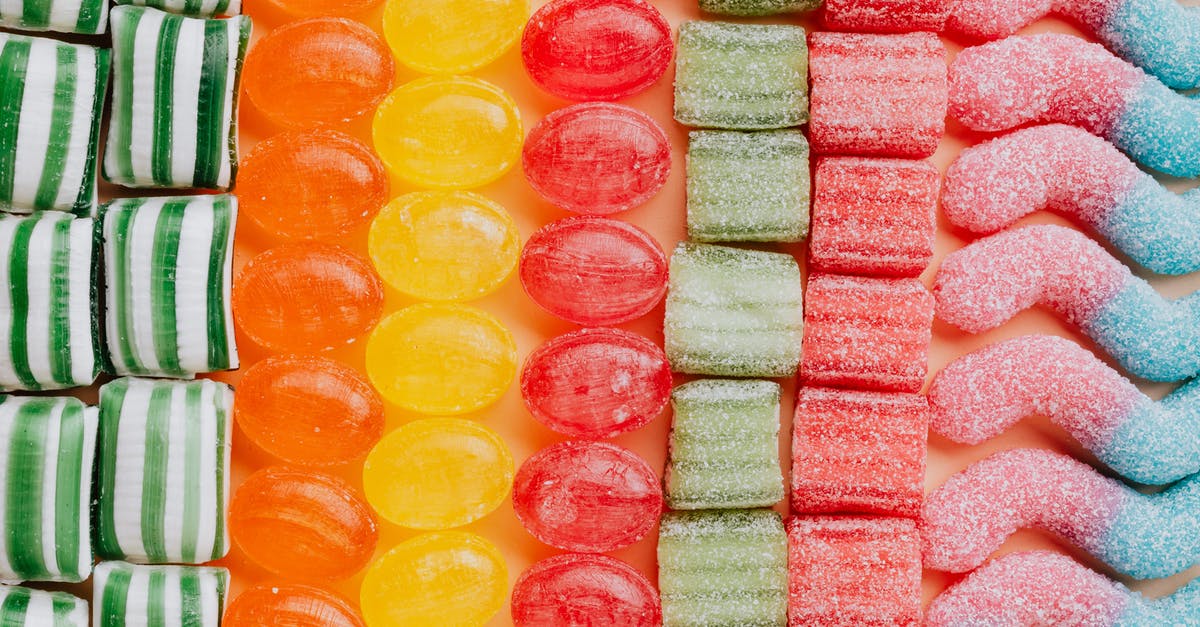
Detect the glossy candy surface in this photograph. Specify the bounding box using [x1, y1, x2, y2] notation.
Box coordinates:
[263, 0, 381, 17]
[511, 554, 662, 626]
[224, 584, 365, 627]
[383, 0, 527, 74]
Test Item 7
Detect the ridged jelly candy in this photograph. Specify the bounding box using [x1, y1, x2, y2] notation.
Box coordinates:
[513, 440, 662, 552]
[511, 554, 662, 627]
[824, 0, 950, 33]
[700, 0, 820, 16]
[263, 0, 381, 18]
[523, 103, 671, 215]
[234, 355, 385, 466]
[365, 304, 517, 414]
[522, 0, 672, 101]
[382, 0, 526, 74]
[232, 245, 384, 353]
[368, 191, 519, 302]
[225, 584, 365, 627]
[362, 418, 513, 530]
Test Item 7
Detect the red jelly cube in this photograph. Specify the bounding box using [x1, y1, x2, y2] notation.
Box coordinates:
[808, 32, 947, 158]
[800, 273, 933, 393]
[786, 516, 921, 626]
[791, 387, 928, 517]
[511, 554, 662, 626]
[809, 157, 938, 278]
[822, 0, 950, 34]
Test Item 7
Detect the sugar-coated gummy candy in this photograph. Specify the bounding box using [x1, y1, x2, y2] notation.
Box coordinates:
[699, 0, 820, 17]
[665, 242, 804, 377]
[823, 0, 950, 33]
[263, 0, 381, 17]
[658, 509, 788, 627]
[674, 21, 809, 130]
[238, 130, 388, 242]
[232, 244, 384, 353]
[369, 191, 519, 302]
[521, 328, 671, 439]
[225, 584, 364, 627]
[511, 554, 662, 627]
[93, 562, 227, 627]
[234, 354, 385, 466]
[513, 441, 661, 553]
[372, 76, 523, 189]
[114, 0, 239, 17]
[523, 103, 671, 216]
[0, 585, 87, 626]
[362, 418, 513, 530]
[242, 19, 392, 128]
[0, 0, 106, 34]
[687, 130, 810, 243]
[666, 379, 783, 510]
[787, 516, 921, 626]
[520, 217, 667, 326]
[382, 0, 526, 74]
[800, 273, 933, 393]
[809, 157, 938, 277]
[522, 0, 672, 101]
[229, 467, 377, 580]
[360, 531, 507, 627]
[792, 387, 927, 517]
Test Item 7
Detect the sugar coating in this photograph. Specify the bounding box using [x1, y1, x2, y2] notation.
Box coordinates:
[823, 0, 951, 33]
[786, 516, 922, 626]
[1082, 281, 1200, 382]
[809, 156, 938, 278]
[1103, 468, 1200, 579]
[699, 0, 821, 17]
[791, 387, 928, 517]
[800, 273, 933, 393]
[808, 32, 947, 158]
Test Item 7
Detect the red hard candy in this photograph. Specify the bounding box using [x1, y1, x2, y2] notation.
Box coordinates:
[511, 554, 662, 627]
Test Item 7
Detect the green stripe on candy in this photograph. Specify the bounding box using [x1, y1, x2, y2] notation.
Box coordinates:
[96, 380, 128, 559]
[109, 7, 143, 185]
[8, 218, 37, 390]
[99, 566, 133, 626]
[0, 39, 30, 208]
[150, 202, 185, 375]
[53, 402, 84, 578]
[211, 386, 227, 560]
[34, 44, 76, 211]
[5, 399, 52, 580]
[19, 2, 50, 29]
[193, 17, 229, 188]
[206, 198, 231, 371]
[140, 384, 173, 562]
[146, 570, 166, 625]
[0, 586, 30, 622]
[50, 593, 76, 623]
[75, 0, 105, 34]
[76, 48, 109, 214]
[48, 217, 74, 387]
[108, 201, 143, 375]
[181, 383, 201, 563]
[151, 17, 181, 187]
[179, 568, 199, 622]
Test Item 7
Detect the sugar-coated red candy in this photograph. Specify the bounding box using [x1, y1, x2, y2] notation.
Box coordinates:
[513, 441, 662, 553]
[822, 0, 950, 33]
[787, 516, 922, 626]
[791, 387, 927, 517]
[520, 217, 668, 326]
[808, 32, 947, 157]
[523, 103, 671, 216]
[800, 274, 933, 393]
[511, 554, 662, 626]
[810, 157, 938, 278]
[522, 0, 673, 101]
[521, 328, 671, 439]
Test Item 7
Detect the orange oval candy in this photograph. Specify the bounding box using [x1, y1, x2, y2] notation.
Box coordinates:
[224, 584, 365, 627]
[263, 0, 382, 21]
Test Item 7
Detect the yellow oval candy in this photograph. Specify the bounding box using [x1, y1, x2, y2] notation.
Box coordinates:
[382, 0, 528, 74]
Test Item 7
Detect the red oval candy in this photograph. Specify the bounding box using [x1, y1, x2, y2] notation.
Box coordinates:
[511, 554, 662, 627]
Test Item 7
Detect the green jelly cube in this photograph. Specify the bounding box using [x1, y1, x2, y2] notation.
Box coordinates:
[700, 0, 822, 17]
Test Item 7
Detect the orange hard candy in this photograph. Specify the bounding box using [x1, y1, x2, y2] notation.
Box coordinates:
[224, 584, 365, 627]
[263, 0, 382, 20]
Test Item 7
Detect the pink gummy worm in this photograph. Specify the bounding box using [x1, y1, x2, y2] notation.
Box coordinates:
[948, 0, 1122, 39]
[922, 448, 1125, 573]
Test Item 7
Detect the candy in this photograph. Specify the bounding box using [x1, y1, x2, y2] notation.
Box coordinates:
[513, 441, 661, 552]
[95, 378, 231, 564]
[658, 509, 788, 626]
[923, 448, 1200, 579]
[699, 0, 820, 17]
[0, 1, 106, 34]
[382, 0, 525, 74]
[234, 355, 384, 466]
[823, 0, 950, 33]
[242, 19, 391, 128]
[809, 157, 938, 277]
[114, 0, 239, 16]
[800, 273, 933, 393]
[523, 103, 671, 215]
[359, 531, 507, 627]
[263, 0, 380, 18]
[943, 124, 1200, 275]
[368, 191, 519, 302]
[786, 516, 922, 626]
[0, 35, 108, 213]
[808, 32, 947, 157]
[520, 217, 668, 326]
[93, 562, 227, 627]
[232, 244, 383, 353]
[933, 224, 1200, 382]
[950, 34, 1200, 178]
[225, 584, 364, 627]
[0, 396, 96, 582]
[791, 387, 927, 517]
[372, 76, 523, 189]
[674, 21, 809, 130]
[511, 554, 662, 627]
[365, 304, 516, 414]
[686, 130, 810, 243]
[362, 418, 513, 530]
[0, 213, 98, 391]
[0, 585, 87, 626]
[666, 379, 783, 510]
[521, 327, 671, 439]
[664, 242, 803, 377]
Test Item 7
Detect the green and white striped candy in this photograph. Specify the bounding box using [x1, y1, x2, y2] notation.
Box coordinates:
[0, 0, 107, 35]
[95, 377, 232, 565]
[93, 562, 228, 627]
[115, 0, 240, 17]
[103, 6, 250, 190]
[0, 213, 99, 391]
[102, 195, 237, 378]
[0, 396, 97, 583]
[0, 34, 109, 214]
[0, 585, 87, 626]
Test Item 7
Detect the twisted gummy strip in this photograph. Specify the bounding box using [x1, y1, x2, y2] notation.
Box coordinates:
[923, 448, 1200, 579]
[934, 225, 1200, 382]
[943, 124, 1200, 275]
[929, 334, 1200, 484]
[950, 33, 1200, 178]
[927, 551, 1200, 626]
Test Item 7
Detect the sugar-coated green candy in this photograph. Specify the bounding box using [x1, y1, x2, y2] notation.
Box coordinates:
[699, 0, 822, 17]
[0, 585, 87, 626]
